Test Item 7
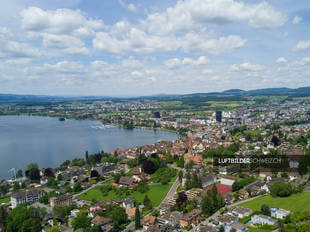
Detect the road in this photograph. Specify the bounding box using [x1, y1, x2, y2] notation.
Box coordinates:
[73, 179, 107, 198]
[124, 167, 182, 231]
[159, 177, 180, 207]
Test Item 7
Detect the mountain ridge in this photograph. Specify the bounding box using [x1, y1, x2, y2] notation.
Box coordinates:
[1, 86, 310, 103]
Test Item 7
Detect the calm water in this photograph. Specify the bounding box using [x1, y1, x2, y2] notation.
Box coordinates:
[0, 116, 178, 179]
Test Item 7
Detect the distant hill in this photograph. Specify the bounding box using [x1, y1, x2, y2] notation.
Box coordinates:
[0, 94, 114, 104]
[1, 86, 310, 103]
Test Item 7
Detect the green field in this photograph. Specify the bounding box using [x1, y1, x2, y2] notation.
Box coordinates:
[239, 192, 310, 213]
[77, 177, 176, 206]
[0, 197, 10, 204]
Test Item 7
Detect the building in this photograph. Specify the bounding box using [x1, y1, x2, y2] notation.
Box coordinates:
[217, 215, 238, 227]
[270, 208, 290, 219]
[201, 175, 217, 188]
[91, 215, 113, 232]
[251, 215, 277, 225]
[50, 193, 73, 208]
[232, 207, 252, 219]
[216, 111, 222, 122]
[219, 176, 239, 186]
[11, 189, 44, 208]
[119, 177, 135, 187]
[179, 209, 202, 227]
[153, 112, 161, 118]
[218, 165, 240, 175]
[157, 211, 183, 227]
[122, 198, 135, 210]
[226, 222, 248, 232]
[92, 163, 116, 176]
[143, 215, 157, 230]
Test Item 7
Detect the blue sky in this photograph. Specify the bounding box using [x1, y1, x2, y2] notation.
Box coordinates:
[0, 0, 309, 96]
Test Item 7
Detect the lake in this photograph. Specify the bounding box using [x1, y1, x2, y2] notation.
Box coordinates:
[0, 116, 178, 179]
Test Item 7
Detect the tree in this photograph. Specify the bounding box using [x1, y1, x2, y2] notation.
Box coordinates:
[13, 182, 20, 192]
[73, 182, 82, 193]
[261, 204, 270, 216]
[26, 163, 38, 172]
[136, 180, 149, 193]
[271, 135, 280, 147]
[191, 172, 202, 188]
[111, 206, 127, 232]
[219, 225, 225, 232]
[47, 178, 57, 188]
[176, 156, 185, 168]
[143, 195, 152, 210]
[178, 170, 183, 182]
[39, 194, 49, 204]
[21, 218, 42, 232]
[270, 181, 292, 197]
[135, 206, 141, 230]
[16, 169, 23, 178]
[142, 160, 156, 174]
[90, 170, 99, 178]
[85, 150, 89, 163]
[0, 206, 8, 228]
[71, 213, 91, 230]
[57, 174, 63, 181]
[43, 168, 54, 177]
[175, 191, 188, 210]
[201, 185, 225, 216]
[6, 207, 43, 232]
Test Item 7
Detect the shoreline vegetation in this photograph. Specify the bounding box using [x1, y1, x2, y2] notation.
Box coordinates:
[0, 113, 181, 134]
[0, 114, 179, 181]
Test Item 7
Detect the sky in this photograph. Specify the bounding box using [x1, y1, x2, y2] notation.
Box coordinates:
[0, 0, 310, 96]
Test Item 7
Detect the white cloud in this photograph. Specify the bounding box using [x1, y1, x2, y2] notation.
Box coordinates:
[20, 7, 105, 36]
[293, 16, 302, 24]
[294, 39, 310, 52]
[142, 0, 286, 36]
[131, 71, 143, 77]
[0, 27, 39, 59]
[230, 62, 264, 71]
[119, 0, 136, 12]
[121, 57, 143, 68]
[295, 57, 310, 66]
[181, 34, 246, 54]
[43, 60, 85, 73]
[93, 29, 179, 54]
[276, 57, 287, 63]
[128, 4, 136, 12]
[93, 24, 246, 55]
[165, 56, 208, 68]
[42, 34, 89, 55]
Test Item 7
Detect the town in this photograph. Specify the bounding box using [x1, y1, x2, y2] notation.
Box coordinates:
[1, 94, 310, 232]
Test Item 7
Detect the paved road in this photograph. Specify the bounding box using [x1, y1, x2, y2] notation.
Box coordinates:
[73, 180, 107, 198]
[159, 177, 180, 207]
[124, 166, 182, 231]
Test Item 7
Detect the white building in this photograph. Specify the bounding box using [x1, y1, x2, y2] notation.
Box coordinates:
[270, 208, 290, 219]
[226, 222, 248, 232]
[11, 189, 44, 208]
[232, 207, 252, 219]
[251, 215, 277, 226]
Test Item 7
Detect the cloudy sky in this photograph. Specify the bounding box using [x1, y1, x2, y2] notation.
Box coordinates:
[0, 0, 310, 96]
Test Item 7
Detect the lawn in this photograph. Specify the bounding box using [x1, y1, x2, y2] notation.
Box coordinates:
[239, 192, 310, 213]
[77, 176, 176, 206]
[0, 197, 10, 204]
